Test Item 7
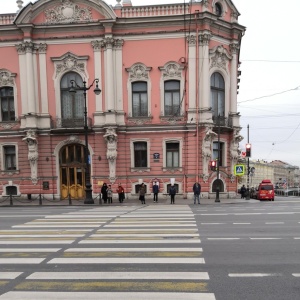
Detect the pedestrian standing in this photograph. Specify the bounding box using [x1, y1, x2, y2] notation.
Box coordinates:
[101, 183, 108, 204]
[116, 183, 125, 203]
[169, 184, 176, 204]
[107, 184, 113, 204]
[193, 182, 201, 204]
[139, 183, 146, 204]
[240, 184, 246, 199]
[152, 181, 159, 202]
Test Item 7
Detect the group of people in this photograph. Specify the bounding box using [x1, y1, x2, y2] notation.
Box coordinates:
[101, 183, 125, 204]
[101, 181, 202, 205]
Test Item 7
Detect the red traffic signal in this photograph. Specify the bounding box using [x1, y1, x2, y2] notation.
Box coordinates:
[210, 160, 217, 171]
[245, 143, 251, 157]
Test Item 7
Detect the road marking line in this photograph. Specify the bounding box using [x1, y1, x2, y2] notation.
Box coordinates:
[0, 292, 216, 300]
[207, 238, 240, 240]
[27, 272, 209, 280]
[0, 258, 45, 264]
[104, 225, 197, 227]
[48, 258, 205, 264]
[91, 234, 199, 237]
[0, 273, 23, 279]
[80, 239, 201, 244]
[201, 223, 226, 225]
[229, 273, 281, 277]
[0, 248, 60, 252]
[250, 238, 282, 240]
[233, 223, 251, 225]
[265, 222, 284, 224]
[292, 274, 300, 277]
[65, 247, 203, 252]
[0, 241, 74, 244]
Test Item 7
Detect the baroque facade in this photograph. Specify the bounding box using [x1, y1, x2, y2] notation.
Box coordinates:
[0, 0, 245, 200]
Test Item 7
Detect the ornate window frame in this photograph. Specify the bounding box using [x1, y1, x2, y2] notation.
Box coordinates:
[212, 139, 227, 167]
[0, 143, 19, 174]
[162, 138, 183, 172]
[159, 62, 185, 118]
[126, 63, 152, 121]
[0, 69, 17, 122]
[51, 52, 89, 120]
[130, 138, 150, 172]
[212, 0, 228, 18]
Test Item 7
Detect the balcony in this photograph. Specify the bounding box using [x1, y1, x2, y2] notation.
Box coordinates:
[54, 117, 92, 129]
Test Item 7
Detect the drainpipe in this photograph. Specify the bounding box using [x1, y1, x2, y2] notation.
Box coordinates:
[195, 13, 199, 182]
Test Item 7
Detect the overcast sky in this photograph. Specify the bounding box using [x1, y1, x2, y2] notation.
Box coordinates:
[2, 0, 300, 167]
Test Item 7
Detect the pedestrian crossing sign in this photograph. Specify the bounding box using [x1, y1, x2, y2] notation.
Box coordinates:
[234, 165, 245, 176]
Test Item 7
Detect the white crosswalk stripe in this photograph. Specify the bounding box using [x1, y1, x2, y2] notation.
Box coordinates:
[0, 206, 215, 300]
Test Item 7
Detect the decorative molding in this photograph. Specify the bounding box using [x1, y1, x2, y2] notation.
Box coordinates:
[126, 63, 152, 81]
[0, 69, 16, 87]
[45, 0, 92, 24]
[209, 45, 232, 72]
[63, 135, 83, 145]
[37, 43, 47, 54]
[199, 32, 212, 46]
[230, 42, 240, 55]
[159, 62, 184, 79]
[127, 117, 152, 125]
[187, 35, 197, 46]
[51, 52, 88, 78]
[15, 42, 35, 55]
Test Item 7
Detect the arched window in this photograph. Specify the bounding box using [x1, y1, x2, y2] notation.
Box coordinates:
[215, 3, 223, 16]
[210, 72, 225, 118]
[132, 82, 148, 117]
[164, 80, 180, 116]
[60, 72, 84, 127]
[0, 87, 15, 121]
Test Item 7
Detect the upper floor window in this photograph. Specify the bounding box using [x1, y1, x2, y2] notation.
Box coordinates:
[210, 72, 225, 118]
[213, 141, 224, 167]
[132, 82, 148, 117]
[3, 145, 16, 170]
[134, 141, 147, 168]
[166, 142, 180, 168]
[215, 3, 223, 16]
[164, 80, 180, 116]
[61, 72, 84, 126]
[0, 87, 15, 121]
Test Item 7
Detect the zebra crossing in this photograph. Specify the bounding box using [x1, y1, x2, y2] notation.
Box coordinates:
[0, 206, 216, 300]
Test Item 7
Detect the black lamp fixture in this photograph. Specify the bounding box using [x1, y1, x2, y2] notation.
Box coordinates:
[69, 78, 101, 204]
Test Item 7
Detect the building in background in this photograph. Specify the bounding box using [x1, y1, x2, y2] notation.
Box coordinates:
[0, 0, 245, 200]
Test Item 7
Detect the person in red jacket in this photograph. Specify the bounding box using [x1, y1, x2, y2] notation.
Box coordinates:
[116, 183, 125, 203]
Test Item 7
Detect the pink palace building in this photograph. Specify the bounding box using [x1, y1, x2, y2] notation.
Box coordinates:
[0, 0, 246, 201]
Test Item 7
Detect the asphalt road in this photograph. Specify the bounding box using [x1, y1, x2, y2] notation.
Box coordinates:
[0, 196, 299, 299]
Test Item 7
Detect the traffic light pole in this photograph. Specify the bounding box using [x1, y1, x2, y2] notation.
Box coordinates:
[246, 124, 250, 200]
[215, 115, 221, 202]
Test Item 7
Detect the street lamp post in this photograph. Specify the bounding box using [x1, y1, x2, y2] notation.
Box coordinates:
[215, 114, 221, 202]
[69, 79, 101, 204]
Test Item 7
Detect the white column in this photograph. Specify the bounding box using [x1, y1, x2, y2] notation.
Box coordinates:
[115, 39, 124, 113]
[38, 43, 49, 114]
[104, 37, 115, 111]
[187, 35, 196, 111]
[230, 43, 239, 113]
[199, 32, 211, 110]
[25, 42, 36, 114]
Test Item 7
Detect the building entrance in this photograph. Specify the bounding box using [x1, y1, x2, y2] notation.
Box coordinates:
[60, 144, 85, 199]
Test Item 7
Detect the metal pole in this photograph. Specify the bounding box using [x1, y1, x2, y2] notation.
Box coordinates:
[83, 83, 94, 204]
[246, 124, 250, 200]
[215, 115, 220, 202]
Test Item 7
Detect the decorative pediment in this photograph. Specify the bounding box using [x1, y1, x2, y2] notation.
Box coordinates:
[0, 69, 16, 87]
[126, 63, 152, 81]
[51, 52, 88, 78]
[14, 0, 117, 25]
[159, 62, 184, 79]
[209, 45, 232, 72]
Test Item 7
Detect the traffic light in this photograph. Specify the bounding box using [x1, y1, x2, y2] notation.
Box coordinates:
[245, 143, 251, 157]
[210, 160, 217, 171]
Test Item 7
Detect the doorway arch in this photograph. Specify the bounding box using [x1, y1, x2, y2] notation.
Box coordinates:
[60, 144, 85, 199]
[212, 178, 224, 192]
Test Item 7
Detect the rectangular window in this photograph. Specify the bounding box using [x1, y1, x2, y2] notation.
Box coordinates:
[213, 142, 223, 166]
[132, 82, 148, 117]
[134, 142, 147, 168]
[3, 145, 16, 170]
[166, 142, 179, 168]
[0, 87, 15, 121]
[164, 81, 180, 116]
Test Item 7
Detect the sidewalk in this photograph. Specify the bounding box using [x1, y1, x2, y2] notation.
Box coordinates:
[0, 195, 258, 207]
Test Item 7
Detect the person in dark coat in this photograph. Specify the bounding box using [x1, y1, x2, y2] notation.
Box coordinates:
[152, 181, 159, 202]
[240, 184, 246, 199]
[169, 184, 177, 204]
[193, 182, 201, 204]
[139, 183, 146, 204]
[101, 183, 108, 204]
